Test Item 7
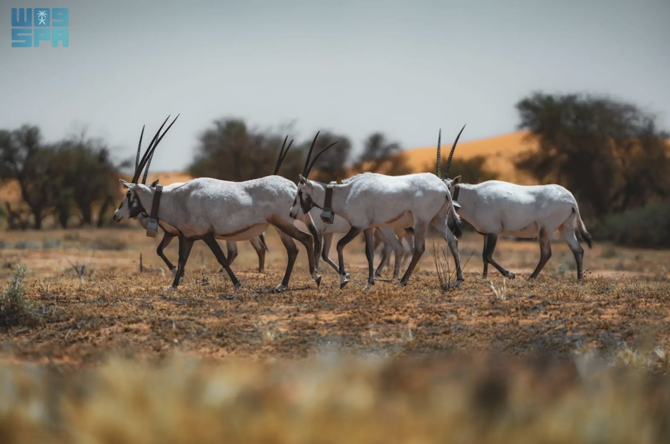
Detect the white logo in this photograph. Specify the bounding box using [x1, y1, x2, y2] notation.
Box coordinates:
[36, 10, 48, 25]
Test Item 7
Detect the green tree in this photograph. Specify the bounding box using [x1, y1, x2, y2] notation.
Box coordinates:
[352, 133, 412, 176]
[188, 118, 305, 182]
[514, 92, 670, 219]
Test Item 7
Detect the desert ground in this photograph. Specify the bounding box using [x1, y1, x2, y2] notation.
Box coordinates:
[1, 225, 670, 443]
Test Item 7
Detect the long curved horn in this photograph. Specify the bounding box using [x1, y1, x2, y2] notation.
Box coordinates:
[436, 128, 441, 177]
[134, 114, 180, 184]
[444, 124, 466, 179]
[273, 135, 293, 175]
[302, 131, 320, 176]
[132, 115, 171, 183]
[135, 125, 145, 170]
[305, 141, 339, 177]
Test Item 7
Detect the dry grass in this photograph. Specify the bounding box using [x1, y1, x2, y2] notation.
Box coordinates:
[0, 227, 669, 442]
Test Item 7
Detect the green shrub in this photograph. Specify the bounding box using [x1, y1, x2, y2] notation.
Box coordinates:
[601, 201, 670, 248]
[0, 265, 37, 328]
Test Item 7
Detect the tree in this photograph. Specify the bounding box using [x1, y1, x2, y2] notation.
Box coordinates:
[188, 118, 305, 182]
[352, 133, 412, 176]
[53, 133, 125, 227]
[0, 126, 58, 229]
[514, 92, 670, 219]
[298, 131, 352, 182]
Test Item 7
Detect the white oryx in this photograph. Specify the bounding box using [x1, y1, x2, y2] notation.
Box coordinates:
[437, 125, 594, 280]
[289, 132, 464, 290]
[113, 116, 321, 291]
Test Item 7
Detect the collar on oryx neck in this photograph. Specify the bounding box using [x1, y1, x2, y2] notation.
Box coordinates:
[320, 181, 337, 224]
[143, 184, 163, 238]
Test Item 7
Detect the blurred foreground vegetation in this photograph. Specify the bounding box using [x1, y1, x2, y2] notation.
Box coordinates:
[1, 351, 670, 444]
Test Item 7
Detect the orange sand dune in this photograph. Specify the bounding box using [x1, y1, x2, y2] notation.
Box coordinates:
[401, 130, 536, 183]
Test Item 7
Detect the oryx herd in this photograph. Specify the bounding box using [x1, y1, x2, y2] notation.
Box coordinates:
[112, 116, 593, 292]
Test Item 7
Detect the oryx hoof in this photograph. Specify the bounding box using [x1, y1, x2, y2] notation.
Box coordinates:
[507, 272, 516, 279]
[374, 271, 382, 278]
[314, 275, 322, 287]
[273, 284, 289, 293]
[167, 286, 178, 291]
[339, 278, 349, 289]
[363, 282, 374, 291]
[398, 280, 409, 288]
[233, 283, 242, 291]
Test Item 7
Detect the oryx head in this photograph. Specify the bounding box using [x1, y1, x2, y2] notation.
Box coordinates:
[112, 115, 179, 223]
[436, 124, 466, 199]
[289, 132, 338, 219]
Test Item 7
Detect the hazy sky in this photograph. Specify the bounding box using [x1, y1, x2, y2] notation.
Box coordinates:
[2, 0, 669, 172]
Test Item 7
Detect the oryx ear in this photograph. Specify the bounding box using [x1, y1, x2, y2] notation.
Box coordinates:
[298, 174, 307, 184]
[150, 179, 160, 187]
[119, 179, 130, 189]
[452, 175, 462, 186]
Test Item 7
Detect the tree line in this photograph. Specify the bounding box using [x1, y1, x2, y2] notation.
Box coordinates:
[1, 92, 668, 247]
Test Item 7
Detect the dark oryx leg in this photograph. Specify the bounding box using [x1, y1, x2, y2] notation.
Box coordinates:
[430, 217, 464, 283]
[203, 234, 242, 290]
[402, 229, 415, 269]
[169, 236, 195, 289]
[156, 233, 176, 276]
[399, 222, 427, 286]
[483, 234, 515, 279]
[269, 216, 321, 288]
[322, 233, 349, 277]
[482, 234, 489, 278]
[337, 226, 363, 289]
[529, 227, 552, 279]
[248, 236, 266, 273]
[305, 221, 322, 273]
[364, 228, 376, 290]
[274, 230, 299, 292]
[375, 241, 391, 278]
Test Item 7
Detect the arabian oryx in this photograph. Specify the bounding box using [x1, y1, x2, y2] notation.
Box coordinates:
[115, 120, 269, 279]
[437, 125, 594, 280]
[113, 116, 322, 291]
[289, 132, 464, 290]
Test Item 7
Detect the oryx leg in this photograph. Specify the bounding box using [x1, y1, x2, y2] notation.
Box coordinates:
[529, 227, 552, 279]
[226, 241, 239, 265]
[156, 233, 176, 276]
[321, 233, 346, 276]
[401, 228, 415, 268]
[399, 221, 427, 286]
[561, 226, 585, 280]
[481, 234, 489, 278]
[374, 240, 392, 278]
[483, 233, 515, 279]
[274, 230, 299, 292]
[306, 221, 322, 273]
[270, 217, 321, 288]
[248, 236, 267, 273]
[203, 234, 242, 290]
[431, 217, 464, 283]
[169, 236, 195, 290]
[378, 227, 404, 279]
[337, 226, 362, 289]
[363, 228, 376, 290]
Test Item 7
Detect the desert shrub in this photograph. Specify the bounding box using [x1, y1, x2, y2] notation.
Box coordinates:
[600, 201, 670, 248]
[42, 238, 62, 249]
[90, 237, 127, 251]
[13, 240, 41, 250]
[0, 265, 37, 327]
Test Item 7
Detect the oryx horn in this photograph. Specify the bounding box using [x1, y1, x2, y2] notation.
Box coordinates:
[273, 135, 294, 175]
[444, 124, 466, 179]
[436, 128, 442, 177]
[132, 114, 180, 184]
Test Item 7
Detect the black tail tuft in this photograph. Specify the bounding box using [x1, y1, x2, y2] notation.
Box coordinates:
[259, 233, 269, 252]
[448, 214, 463, 238]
